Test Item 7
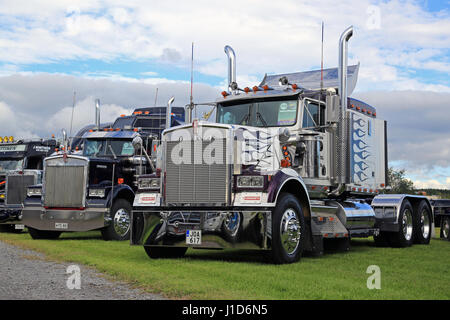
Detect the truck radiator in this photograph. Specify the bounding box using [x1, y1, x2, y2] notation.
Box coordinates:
[6, 175, 35, 205]
[165, 139, 227, 205]
[44, 165, 86, 207]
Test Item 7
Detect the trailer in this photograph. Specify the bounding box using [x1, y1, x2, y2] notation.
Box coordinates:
[22, 98, 184, 240]
[430, 199, 450, 241]
[130, 26, 434, 264]
[0, 137, 56, 232]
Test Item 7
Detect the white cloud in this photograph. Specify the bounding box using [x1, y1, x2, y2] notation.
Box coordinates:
[0, 0, 448, 92]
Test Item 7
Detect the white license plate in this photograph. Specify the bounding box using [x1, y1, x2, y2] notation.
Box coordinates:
[186, 229, 201, 245]
[14, 224, 24, 230]
[55, 223, 68, 230]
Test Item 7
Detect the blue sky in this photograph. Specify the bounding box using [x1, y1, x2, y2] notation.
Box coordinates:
[0, 0, 449, 188]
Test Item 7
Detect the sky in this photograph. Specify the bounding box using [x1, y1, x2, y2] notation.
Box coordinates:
[0, 0, 449, 189]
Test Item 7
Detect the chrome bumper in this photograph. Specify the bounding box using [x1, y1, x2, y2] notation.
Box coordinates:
[22, 206, 109, 232]
[131, 209, 272, 250]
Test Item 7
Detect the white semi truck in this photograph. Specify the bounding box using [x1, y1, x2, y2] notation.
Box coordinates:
[130, 26, 434, 264]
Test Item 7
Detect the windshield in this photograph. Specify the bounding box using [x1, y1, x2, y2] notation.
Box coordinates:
[217, 99, 298, 127]
[0, 159, 24, 174]
[83, 139, 134, 157]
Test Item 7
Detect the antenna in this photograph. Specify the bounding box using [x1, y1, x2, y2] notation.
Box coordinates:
[320, 21, 324, 92]
[154, 87, 158, 107]
[69, 91, 76, 148]
[190, 42, 196, 121]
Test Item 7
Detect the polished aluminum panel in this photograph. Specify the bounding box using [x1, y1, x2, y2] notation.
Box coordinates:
[165, 139, 227, 205]
[43, 157, 88, 208]
[6, 174, 34, 205]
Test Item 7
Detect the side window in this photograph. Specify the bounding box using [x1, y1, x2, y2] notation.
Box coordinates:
[302, 101, 325, 128]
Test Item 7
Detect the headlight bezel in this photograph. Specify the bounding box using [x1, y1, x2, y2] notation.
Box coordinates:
[88, 188, 106, 198]
[138, 177, 161, 190]
[236, 175, 265, 189]
[27, 187, 42, 197]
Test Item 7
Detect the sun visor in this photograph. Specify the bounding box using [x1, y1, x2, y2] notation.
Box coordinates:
[260, 63, 359, 95]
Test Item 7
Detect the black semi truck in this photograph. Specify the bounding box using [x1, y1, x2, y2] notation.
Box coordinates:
[22, 99, 184, 240]
[0, 137, 56, 232]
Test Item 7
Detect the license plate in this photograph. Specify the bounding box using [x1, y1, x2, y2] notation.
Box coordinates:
[186, 229, 201, 245]
[15, 224, 24, 230]
[55, 223, 68, 230]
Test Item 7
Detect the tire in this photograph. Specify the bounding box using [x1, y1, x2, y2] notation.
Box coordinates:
[101, 199, 132, 241]
[374, 231, 391, 247]
[28, 227, 61, 240]
[270, 193, 305, 264]
[413, 200, 432, 245]
[389, 199, 414, 248]
[144, 246, 187, 259]
[441, 217, 450, 241]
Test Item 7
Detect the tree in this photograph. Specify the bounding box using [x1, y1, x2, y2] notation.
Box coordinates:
[385, 167, 415, 194]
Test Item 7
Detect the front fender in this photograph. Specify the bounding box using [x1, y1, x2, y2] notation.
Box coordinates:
[107, 184, 135, 207]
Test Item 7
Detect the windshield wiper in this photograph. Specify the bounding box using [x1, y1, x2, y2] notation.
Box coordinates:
[108, 144, 117, 160]
[239, 113, 250, 125]
[256, 112, 268, 127]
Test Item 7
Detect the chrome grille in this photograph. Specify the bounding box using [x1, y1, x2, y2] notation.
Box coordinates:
[6, 175, 35, 205]
[165, 139, 227, 205]
[44, 164, 86, 207]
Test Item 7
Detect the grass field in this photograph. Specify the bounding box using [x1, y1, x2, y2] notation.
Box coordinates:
[0, 230, 449, 300]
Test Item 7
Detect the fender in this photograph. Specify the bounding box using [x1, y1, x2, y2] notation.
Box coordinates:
[106, 184, 135, 208]
[267, 168, 312, 218]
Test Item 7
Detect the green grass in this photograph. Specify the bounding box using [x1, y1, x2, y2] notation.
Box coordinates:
[0, 230, 449, 300]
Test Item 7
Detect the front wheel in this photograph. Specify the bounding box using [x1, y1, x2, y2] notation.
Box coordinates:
[101, 199, 132, 241]
[28, 227, 61, 240]
[441, 217, 450, 241]
[271, 193, 305, 264]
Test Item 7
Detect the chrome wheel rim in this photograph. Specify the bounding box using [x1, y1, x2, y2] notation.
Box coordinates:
[420, 209, 430, 239]
[224, 212, 240, 236]
[402, 209, 413, 241]
[443, 219, 450, 239]
[280, 208, 301, 255]
[113, 208, 130, 237]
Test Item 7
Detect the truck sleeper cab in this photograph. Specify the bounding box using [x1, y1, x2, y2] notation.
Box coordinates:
[131, 28, 434, 264]
[0, 138, 56, 232]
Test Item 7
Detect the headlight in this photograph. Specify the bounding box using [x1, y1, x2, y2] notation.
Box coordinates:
[27, 188, 42, 197]
[138, 178, 160, 190]
[237, 176, 264, 188]
[88, 188, 105, 198]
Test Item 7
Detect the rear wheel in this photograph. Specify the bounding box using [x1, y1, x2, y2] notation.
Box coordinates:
[441, 217, 450, 241]
[271, 193, 305, 264]
[144, 246, 187, 259]
[101, 199, 131, 241]
[413, 200, 432, 244]
[28, 227, 61, 240]
[389, 200, 414, 248]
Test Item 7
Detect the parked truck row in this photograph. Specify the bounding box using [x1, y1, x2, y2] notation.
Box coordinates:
[1, 26, 448, 264]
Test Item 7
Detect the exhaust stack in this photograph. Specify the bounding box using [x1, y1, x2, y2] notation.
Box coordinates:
[166, 97, 175, 130]
[338, 26, 353, 112]
[224, 45, 237, 94]
[336, 26, 353, 185]
[95, 99, 101, 130]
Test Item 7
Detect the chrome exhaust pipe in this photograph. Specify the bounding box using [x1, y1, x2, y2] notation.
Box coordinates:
[336, 25, 353, 186]
[166, 97, 175, 130]
[224, 45, 237, 94]
[95, 99, 101, 130]
[338, 26, 353, 112]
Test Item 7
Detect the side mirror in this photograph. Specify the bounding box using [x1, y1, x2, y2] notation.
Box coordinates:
[278, 128, 290, 143]
[132, 135, 143, 152]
